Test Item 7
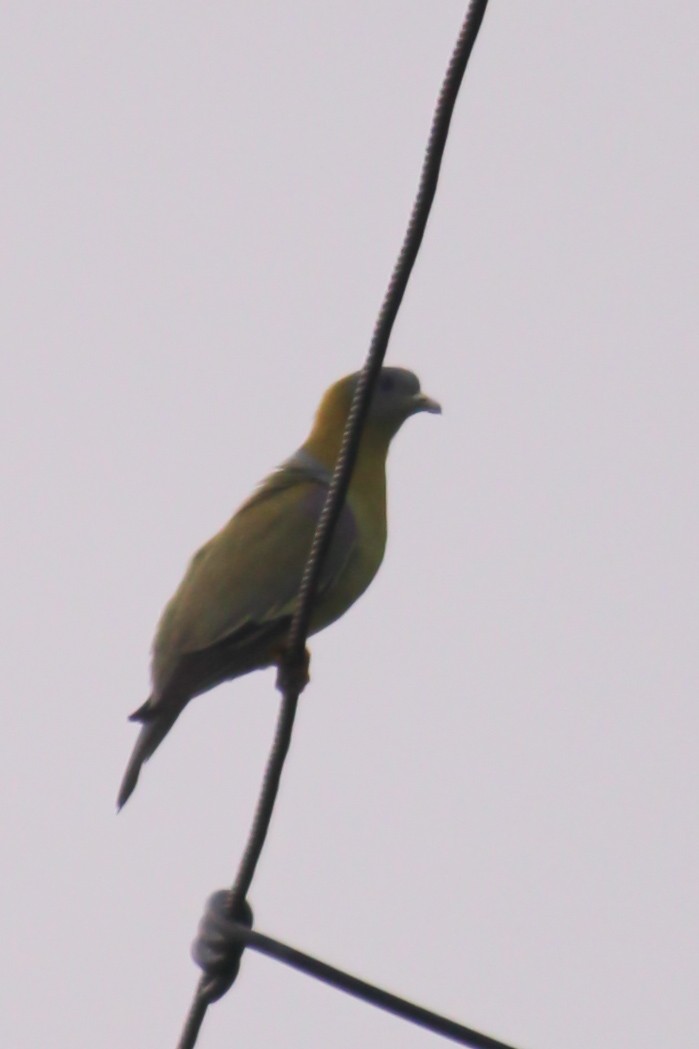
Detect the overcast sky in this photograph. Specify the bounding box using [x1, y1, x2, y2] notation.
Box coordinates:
[3, 3, 698, 1048]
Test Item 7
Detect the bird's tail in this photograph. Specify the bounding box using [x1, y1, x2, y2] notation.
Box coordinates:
[117, 697, 182, 810]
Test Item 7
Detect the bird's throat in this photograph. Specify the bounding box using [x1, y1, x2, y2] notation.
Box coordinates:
[301, 424, 390, 506]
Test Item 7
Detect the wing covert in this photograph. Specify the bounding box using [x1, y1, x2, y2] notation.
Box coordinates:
[152, 476, 357, 690]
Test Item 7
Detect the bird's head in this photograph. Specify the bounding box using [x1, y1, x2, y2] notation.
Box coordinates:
[303, 367, 441, 467]
[324, 365, 440, 432]
[366, 367, 442, 431]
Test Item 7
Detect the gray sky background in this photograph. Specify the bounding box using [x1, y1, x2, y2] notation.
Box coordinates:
[3, 3, 698, 1047]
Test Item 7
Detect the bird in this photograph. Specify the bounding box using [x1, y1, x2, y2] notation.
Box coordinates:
[117, 367, 441, 809]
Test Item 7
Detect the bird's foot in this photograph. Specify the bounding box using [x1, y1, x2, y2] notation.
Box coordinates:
[276, 646, 311, 696]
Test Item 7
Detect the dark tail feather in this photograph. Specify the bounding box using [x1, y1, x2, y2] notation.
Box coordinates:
[117, 701, 182, 810]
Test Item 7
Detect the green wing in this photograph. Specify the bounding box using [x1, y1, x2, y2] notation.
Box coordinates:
[151, 469, 357, 697]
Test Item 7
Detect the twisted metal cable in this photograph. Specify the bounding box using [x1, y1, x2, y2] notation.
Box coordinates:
[241, 925, 519, 1047]
[246, 928, 516, 1047]
[193, 903, 523, 1049]
[287, 0, 489, 660]
[177, 3, 490, 1046]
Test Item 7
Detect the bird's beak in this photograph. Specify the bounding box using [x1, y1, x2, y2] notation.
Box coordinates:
[411, 392, 442, 415]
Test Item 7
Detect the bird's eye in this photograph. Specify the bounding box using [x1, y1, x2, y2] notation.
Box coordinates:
[380, 375, 394, 392]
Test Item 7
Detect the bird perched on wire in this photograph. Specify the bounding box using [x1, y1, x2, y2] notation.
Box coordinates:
[117, 367, 441, 809]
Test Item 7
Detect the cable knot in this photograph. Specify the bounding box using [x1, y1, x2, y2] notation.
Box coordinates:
[191, 890, 253, 1002]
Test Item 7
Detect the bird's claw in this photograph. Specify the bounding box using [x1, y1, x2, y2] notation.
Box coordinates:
[276, 646, 311, 696]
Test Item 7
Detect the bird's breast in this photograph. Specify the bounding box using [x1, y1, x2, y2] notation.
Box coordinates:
[309, 479, 387, 634]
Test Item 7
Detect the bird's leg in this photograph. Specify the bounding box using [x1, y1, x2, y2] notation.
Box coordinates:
[275, 645, 311, 697]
